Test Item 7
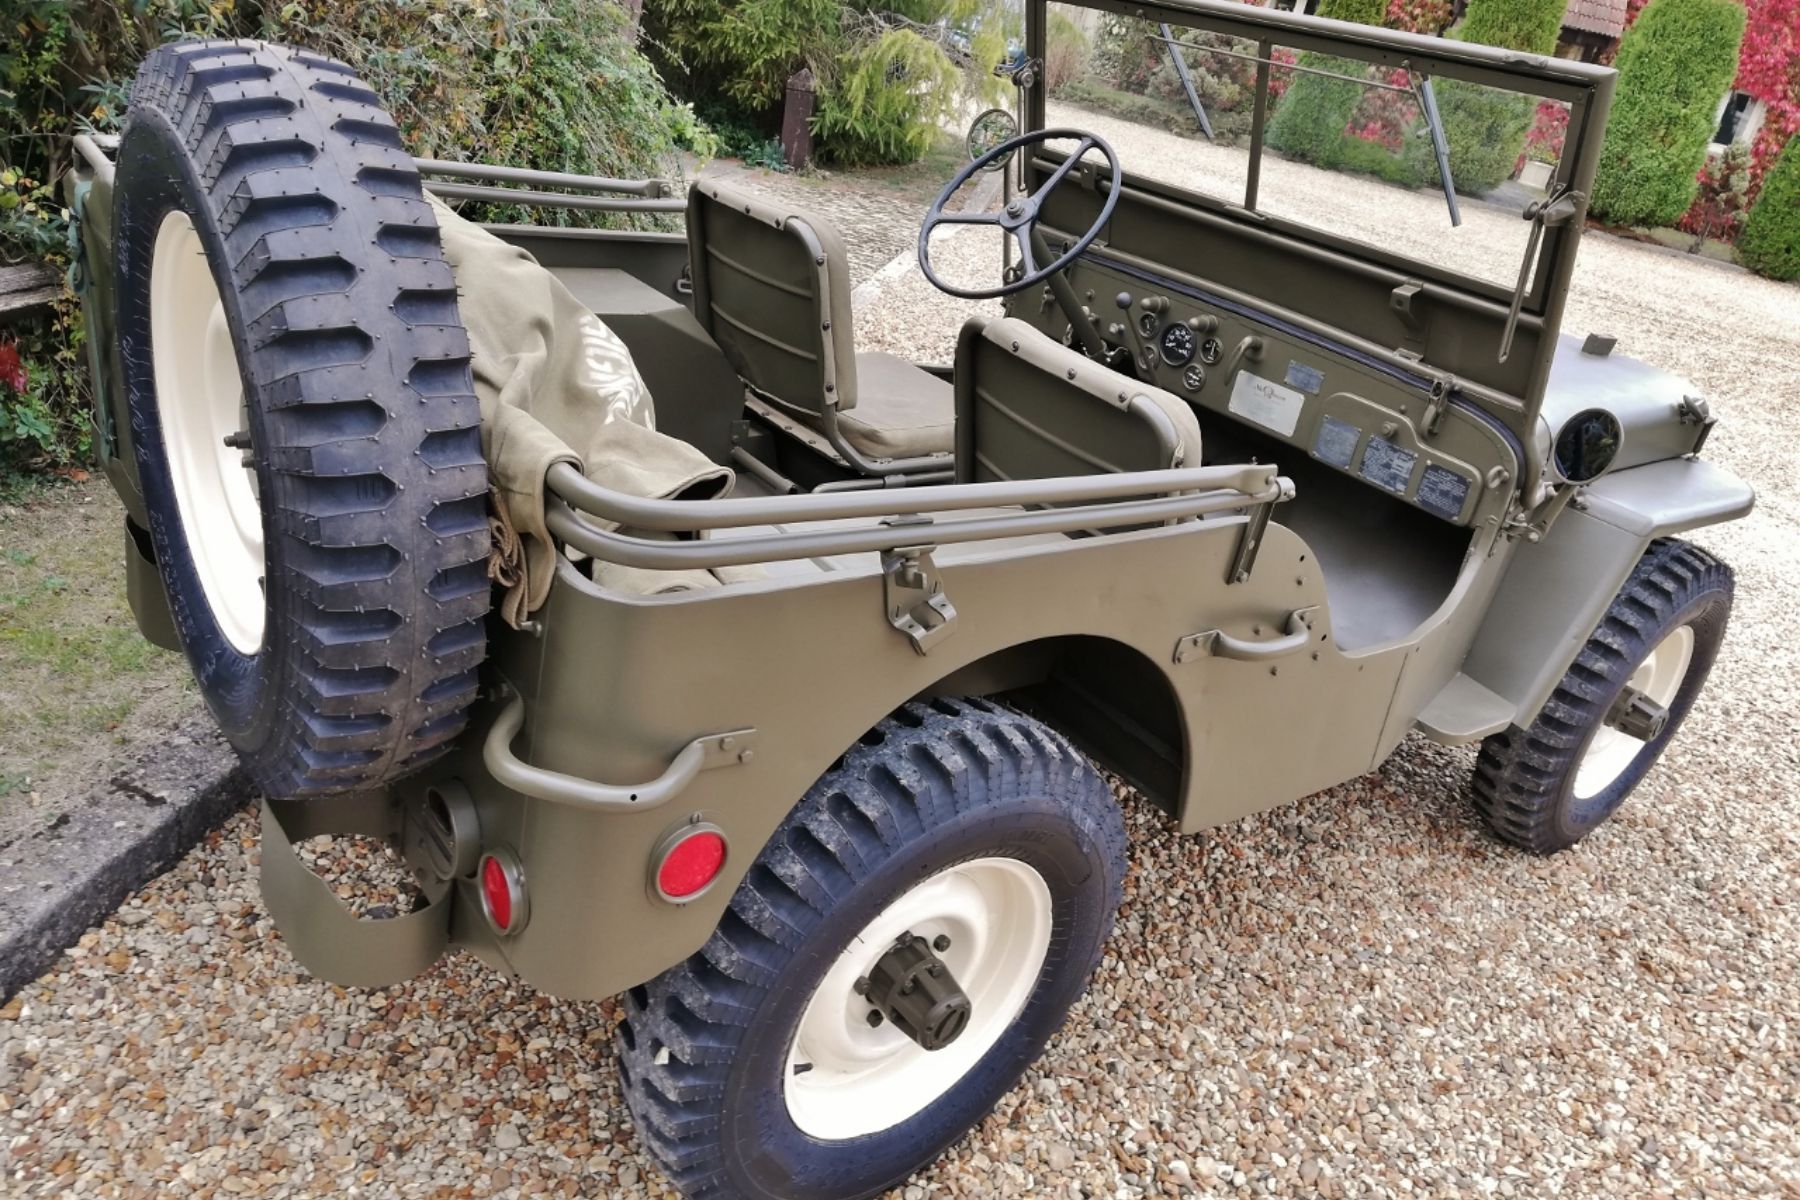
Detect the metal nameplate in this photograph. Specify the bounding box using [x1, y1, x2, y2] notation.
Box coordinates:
[1228, 371, 1304, 437]
[1359, 437, 1417, 494]
[1416, 463, 1472, 520]
[1314, 415, 1360, 469]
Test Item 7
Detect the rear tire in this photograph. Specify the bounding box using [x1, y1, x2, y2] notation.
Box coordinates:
[115, 41, 490, 798]
[617, 698, 1127, 1200]
[1473, 538, 1733, 854]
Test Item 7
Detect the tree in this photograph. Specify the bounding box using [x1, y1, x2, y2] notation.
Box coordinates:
[1738, 133, 1800, 278]
[1590, 0, 1748, 227]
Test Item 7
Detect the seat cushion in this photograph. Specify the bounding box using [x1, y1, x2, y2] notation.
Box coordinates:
[837, 352, 955, 459]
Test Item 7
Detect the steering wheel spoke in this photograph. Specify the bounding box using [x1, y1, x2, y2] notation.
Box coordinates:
[916, 128, 1122, 302]
[1029, 138, 1095, 204]
[1010, 228, 1040, 278]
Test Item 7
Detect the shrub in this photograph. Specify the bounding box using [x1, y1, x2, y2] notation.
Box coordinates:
[646, 0, 840, 114]
[811, 28, 962, 165]
[1456, 0, 1567, 56]
[267, 0, 692, 226]
[1590, 0, 1748, 227]
[1738, 135, 1800, 278]
[1043, 10, 1091, 94]
[645, 0, 1005, 167]
[1398, 0, 1565, 195]
[1264, 0, 1393, 168]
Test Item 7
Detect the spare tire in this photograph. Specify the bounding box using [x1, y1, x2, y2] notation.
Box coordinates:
[115, 40, 491, 798]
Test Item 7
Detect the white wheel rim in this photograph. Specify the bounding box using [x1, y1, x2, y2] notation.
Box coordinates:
[149, 210, 265, 654]
[1573, 624, 1695, 799]
[783, 856, 1053, 1141]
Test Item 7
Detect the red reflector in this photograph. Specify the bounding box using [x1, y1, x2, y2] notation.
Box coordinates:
[657, 831, 727, 900]
[481, 854, 513, 932]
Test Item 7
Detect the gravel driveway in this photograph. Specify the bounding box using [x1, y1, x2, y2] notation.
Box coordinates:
[3, 135, 1798, 1198]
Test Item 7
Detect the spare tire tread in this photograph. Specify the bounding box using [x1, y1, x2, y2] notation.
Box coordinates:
[120, 39, 490, 797]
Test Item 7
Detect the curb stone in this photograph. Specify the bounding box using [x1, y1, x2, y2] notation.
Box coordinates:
[0, 720, 246, 1001]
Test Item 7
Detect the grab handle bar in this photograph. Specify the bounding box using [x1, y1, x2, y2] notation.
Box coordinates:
[1174, 607, 1318, 664]
[484, 696, 755, 811]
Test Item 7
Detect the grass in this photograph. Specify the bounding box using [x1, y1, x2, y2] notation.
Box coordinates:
[0, 479, 197, 830]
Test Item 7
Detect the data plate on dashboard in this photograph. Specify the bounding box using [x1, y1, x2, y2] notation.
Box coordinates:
[1358, 437, 1417, 494]
[1228, 372, 1304, 437]
[1313, 415, 1361, 469]
[1416, 463, 1472, 520]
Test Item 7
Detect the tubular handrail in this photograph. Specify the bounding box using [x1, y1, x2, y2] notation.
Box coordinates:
[545, 460, 1280, 532]
[413, 158, 675, 198]
[546, 478, 1293, 571]
[423, 181, 688, 215]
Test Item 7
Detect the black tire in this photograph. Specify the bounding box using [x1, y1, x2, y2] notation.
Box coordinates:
[1473, 538, 1733, 855]
[618, 698, 1127, 1200]
[115, 41, 490, 798]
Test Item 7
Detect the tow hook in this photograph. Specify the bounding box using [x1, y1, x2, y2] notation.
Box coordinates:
[856, 932, 971, 1051]
[1606, 685, 1670, 742]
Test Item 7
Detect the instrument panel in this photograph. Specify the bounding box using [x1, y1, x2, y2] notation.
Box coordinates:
[1033, 257, 1516, 530]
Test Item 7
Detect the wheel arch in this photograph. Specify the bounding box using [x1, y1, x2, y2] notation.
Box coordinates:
[920, 632, 1189, 818]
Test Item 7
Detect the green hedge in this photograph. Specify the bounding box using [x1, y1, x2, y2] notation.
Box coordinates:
[1457, 0, 1567, 56]
[1738, 136, 1800, 279]
[1399, 0, 1564, 196]
[1263, 0, 1384, 167]
[1591, 0, 1747, 228]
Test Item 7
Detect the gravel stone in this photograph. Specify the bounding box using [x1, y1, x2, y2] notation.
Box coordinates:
[3, 128, 1798, 1199]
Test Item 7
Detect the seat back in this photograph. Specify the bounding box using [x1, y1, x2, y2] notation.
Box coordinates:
[685, 180, 859, 417]
[954, 317, 1202, 483]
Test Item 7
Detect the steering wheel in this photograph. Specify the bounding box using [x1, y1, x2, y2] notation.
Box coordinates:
[917, 128, 1122, 301]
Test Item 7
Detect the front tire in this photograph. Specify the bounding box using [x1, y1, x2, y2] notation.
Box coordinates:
[618, 698, 1127, 1200]
[1473, 538, 1733, 854]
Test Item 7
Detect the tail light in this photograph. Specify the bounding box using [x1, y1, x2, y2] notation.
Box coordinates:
[652, 823, 728, 903]
[479, 848, 527, 936]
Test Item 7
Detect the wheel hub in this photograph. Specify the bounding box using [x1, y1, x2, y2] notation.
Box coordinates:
[859, 932, 971, 1052]
[782, 856, 1053, 1141]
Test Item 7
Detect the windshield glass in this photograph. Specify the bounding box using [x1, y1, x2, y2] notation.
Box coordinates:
[1044, 3, 1573, 291]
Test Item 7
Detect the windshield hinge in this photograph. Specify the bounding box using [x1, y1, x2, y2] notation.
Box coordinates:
[1499, 185, 1583, 364]
[881, 535, 957, 655]
[1677, 394, 1716, 455]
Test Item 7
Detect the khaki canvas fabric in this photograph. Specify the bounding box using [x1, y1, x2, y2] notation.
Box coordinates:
[427, 196, 733, 625]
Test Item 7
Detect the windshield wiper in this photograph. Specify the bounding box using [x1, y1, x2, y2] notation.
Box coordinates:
[1408, 74, 1461, 228]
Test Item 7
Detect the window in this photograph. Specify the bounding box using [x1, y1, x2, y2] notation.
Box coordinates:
[1711, 91, 1764, 149]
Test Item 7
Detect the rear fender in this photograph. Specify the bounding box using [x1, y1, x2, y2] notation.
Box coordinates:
[1456, 457, 1752, 733]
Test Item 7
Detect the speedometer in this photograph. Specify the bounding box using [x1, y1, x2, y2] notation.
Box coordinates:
[1158, 322, 1196, 366]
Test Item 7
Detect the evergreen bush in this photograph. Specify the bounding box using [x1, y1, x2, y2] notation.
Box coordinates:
[1264, 0, 1394, 168]
[1590, 0, 1748, 227]
[1737, 135, 1800, 278]
[1400, 0, 1565, 196]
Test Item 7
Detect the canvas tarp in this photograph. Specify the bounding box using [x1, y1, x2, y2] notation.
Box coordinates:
[428, 196, 732, 625]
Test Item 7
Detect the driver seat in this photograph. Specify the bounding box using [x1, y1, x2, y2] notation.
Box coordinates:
[685, 179, 954, 471]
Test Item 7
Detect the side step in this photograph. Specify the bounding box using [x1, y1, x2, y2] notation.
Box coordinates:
[1415, 673, 1514, 745]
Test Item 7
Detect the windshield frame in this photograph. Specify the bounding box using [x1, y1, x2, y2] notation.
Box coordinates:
[1021, 0, 1616, 419]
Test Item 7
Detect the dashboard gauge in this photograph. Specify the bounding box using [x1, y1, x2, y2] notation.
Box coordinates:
[1159, 322, 1197, 366]
[1199, 336, 1224, 365]
[1138, 311, 1160, 339]
[1182, 364, 1205, 392]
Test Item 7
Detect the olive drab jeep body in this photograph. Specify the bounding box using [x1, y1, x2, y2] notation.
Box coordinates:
[67, 2, 1751, 1196]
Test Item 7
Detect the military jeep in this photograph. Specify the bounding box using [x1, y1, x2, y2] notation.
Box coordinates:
[67, 1, 1751, 1196]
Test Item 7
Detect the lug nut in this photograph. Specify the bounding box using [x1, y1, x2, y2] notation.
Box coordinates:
[866, 1010, 885, 1028]
[933, 934, 951, 952]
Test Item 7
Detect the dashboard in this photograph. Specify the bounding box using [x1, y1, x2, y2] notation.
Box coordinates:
[1023, 252, 1518, 531]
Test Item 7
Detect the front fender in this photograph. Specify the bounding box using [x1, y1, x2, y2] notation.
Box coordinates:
[1454, 457, 1752, 734]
